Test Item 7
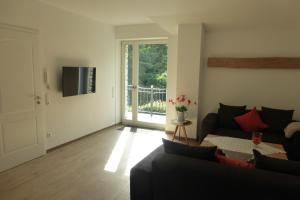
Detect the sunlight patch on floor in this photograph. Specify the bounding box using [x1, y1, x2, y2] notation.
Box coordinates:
[104, 126, 165, 175]
[124, 129, 165, 176]
[104, 127, 131, 172]
[125, 112, 166, 124]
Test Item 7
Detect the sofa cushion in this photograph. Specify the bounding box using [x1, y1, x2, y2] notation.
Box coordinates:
[218, 103, 246, 129]
[162, 138, 217, 161]
[253, 149, 300, 176]
[234, 107, 268, 132]
[261, 107, 294, 134]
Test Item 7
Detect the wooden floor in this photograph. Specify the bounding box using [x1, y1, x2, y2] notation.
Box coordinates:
[0, 125, 179, 200]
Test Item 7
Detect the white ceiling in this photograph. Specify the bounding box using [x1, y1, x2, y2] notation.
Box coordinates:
[40, 0, 300, 31]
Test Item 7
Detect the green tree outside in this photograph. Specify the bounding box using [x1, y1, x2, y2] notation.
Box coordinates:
[138, 44, 168, 88]
[127, 44, 168, 88]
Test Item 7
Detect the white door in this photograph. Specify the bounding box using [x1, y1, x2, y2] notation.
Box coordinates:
[0, 24, 45, 172]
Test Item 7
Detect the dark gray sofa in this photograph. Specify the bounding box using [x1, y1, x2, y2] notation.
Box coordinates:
[199, 112, 300, 160]
[130, 145, 300, 200]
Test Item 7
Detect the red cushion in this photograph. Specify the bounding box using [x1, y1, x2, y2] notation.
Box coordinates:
[234, 107, 268, 132]
[216, 154, 255, 169]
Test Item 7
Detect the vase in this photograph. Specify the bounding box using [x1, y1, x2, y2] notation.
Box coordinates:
[177, 111, 185, 123]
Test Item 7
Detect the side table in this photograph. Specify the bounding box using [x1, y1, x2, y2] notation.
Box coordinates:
[171, 120, 192, 145]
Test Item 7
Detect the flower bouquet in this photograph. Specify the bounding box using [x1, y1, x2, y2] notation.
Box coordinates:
[168, 95, 197, 122]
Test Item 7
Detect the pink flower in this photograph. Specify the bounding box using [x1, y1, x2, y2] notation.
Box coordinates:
[178, 95, 185, 102]
[170, 95, 196, 107]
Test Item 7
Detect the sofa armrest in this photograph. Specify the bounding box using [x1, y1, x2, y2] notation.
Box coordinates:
[284, 131, 300, 160]
[291, 131, 300, 145]
[130, 146, 164, 200]
[198, 113, 219, 142]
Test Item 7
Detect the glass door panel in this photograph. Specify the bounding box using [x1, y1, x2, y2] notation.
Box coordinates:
[124, 44, 133, 120]
[137, 44, 167, 124]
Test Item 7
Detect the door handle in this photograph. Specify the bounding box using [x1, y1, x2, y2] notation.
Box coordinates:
[32, 95, 41, 104]
[34, 95, 41, 100]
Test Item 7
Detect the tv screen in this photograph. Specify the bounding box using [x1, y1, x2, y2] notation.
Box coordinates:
[62, 67, 96, 97]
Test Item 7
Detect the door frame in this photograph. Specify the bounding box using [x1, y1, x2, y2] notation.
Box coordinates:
[120, 39, 168, 130]
[0, 23, 46, 172]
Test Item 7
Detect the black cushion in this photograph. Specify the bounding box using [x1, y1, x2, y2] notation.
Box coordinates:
[217, 103, 246, 129]
[261, 107, 294, 134]
[253, 149, 300, 176]
[162, 138, 217, 161]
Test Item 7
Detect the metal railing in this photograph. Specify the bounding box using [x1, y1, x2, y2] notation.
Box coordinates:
[127, 85, 166, 116]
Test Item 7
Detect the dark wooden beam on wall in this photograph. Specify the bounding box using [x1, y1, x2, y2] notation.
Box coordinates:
[207, 57, 300, 69]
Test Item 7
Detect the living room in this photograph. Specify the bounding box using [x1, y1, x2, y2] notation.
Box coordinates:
[1, 0, 300, 199]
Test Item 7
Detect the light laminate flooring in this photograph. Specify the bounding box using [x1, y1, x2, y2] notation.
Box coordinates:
[0, 125, 168, 200]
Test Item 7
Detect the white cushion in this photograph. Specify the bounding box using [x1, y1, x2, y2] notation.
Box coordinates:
[284, 122, 300, 138]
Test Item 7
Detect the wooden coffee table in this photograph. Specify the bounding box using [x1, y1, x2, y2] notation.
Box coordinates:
[202, 134, 287, 161]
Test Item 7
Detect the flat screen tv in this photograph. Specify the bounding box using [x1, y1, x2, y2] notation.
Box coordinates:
[62, 66, 96, 97]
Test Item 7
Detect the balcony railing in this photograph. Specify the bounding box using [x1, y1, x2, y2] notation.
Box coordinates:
[127, 85, 166, 116]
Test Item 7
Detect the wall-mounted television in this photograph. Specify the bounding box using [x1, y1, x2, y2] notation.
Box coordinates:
[62, 66, 96, 97]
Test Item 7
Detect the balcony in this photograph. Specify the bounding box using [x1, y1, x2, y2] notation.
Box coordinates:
[125, 85, 166, 124]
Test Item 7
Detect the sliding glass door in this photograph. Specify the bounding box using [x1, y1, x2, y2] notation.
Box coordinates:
[122, 40, 168, 128]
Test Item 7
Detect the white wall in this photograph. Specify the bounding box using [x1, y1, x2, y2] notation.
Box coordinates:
[201, 26, 300, 120]
[176, 24, 204, 138]
[115, 23, 169, 40]
[165, 34, 178, 131]
[0, 0, 117, 149]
